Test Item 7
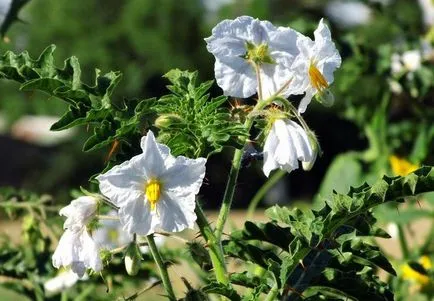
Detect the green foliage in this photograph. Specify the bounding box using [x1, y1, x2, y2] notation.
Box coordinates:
[215, 167, 434, 300]
[155, 69, 247, 157]
[0, 46, 247, 170]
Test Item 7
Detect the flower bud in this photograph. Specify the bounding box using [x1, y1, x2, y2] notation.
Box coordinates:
[124, 243, 142, 276]
[154, 114, 183, 129]
[302, 131, 320, 171]
[316, 89, 335, 107]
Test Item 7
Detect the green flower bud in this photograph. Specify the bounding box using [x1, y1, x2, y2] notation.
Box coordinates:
[124, 243, 142, 276]
[302, 131, 320, 171]
[154, 114, 183, 129]
[316, 89, 335, 107]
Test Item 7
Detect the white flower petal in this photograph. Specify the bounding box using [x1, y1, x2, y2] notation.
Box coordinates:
[52, 229, 102, 278]
[291, 19, 341, 113]
[263, 125, 280, 177]
[262, 119, 315, 177]
[298, 88, 315, 114]
[206, 16, 302, 98]
[60, 196, 98, 231]
[288, 120, 314, 162]
[157, 193, 196, 233]
[97, 130, 206, 236]
[44, 270, 80, 295]
[162, 156, 206, 195]
[119, 199, 158, 236]
[274, 120, 298, 169]
[214, 58, 257, 97]
[140, 131, 171, 178]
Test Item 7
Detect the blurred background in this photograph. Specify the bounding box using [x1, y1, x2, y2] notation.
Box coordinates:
[0, 0, 433, 208]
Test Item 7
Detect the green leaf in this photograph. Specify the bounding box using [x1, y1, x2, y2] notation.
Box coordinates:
[201, 282, 241, 301]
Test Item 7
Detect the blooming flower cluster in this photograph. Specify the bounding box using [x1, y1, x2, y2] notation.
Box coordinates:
[205, 16, 341, 110]
[206, 16, 341, 176]
[51, 131, 206, 278]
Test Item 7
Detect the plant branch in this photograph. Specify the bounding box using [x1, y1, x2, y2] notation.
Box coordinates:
[147, 234, 176, 300]
[195, 201, 229, 284]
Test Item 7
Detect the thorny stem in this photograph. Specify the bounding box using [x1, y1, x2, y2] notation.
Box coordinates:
[195, 201, 229, 284]
[214, 98, 270, 241]
[147, 234, 176, 301]
[212, 70, 294, 287]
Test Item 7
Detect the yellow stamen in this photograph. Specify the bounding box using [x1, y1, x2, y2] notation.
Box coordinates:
[145, 179, 161, 211]
[389, 155, 419, 176]
[309, 63, 328, 92]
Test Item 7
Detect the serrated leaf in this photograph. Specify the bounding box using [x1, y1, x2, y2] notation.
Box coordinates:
[202, 282, 241, 301]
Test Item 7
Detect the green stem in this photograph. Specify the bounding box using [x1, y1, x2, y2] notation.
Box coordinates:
[214, 147, 245, 241]
[146, 234, 176, 301]
[214, 98, 270, 241]
[264, 283, 279, 301]
[397, 224, 410, 259]
[420, 222, 434, 253]
[195, 201, 228, 284]
[246, 169, 286, 219]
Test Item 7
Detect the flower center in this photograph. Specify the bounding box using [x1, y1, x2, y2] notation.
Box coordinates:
[108, 229, 119, 243]
[243, 41, 275, 65]
[145, 179, 162, 211]
[308, 63, 328, 92]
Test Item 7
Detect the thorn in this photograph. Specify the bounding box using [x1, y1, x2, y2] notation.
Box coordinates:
[417, 199, 422, 208]
[299, 259, 307, 271]
[105, 140, 120, 163]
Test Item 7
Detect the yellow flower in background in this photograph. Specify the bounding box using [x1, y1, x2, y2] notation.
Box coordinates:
[389, 155, 419, 176]
[401, 256, 433, 286]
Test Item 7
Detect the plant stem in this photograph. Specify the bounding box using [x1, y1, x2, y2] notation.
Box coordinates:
[146, 234, 176, 301]
[246, 169, 286, 219]
[397, 224, 410, 259]
[215, 147, 244, 241]
[195, 201, 229, 284]
[264, 283, 279, 301]
[214, 99, 269, 241]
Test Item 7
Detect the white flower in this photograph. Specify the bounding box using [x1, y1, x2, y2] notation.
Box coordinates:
[402, 50, 422, 72]
[391, 53, 403, 74]
[418, 0, 434, 27]
[97, 131, 206, 236]
[0, 0, 12, 28]
[263, 119, 314, 177]
[44, 269, 86, 295]
[52, 228, 102, 278]
[325, 1, 372, 28]
[292, 19, 341, 113]
[60, 196, 98, 232]
[205, 16, 301, 99]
